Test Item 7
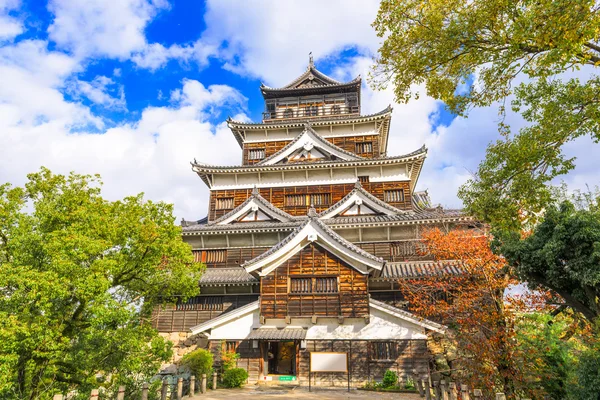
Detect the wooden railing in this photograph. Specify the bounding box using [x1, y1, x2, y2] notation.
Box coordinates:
[263, 104, 360, 121]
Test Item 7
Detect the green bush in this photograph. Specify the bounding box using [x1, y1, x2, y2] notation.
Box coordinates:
[180, 349, 213, 379]
[382, 370, 398, 388]
[222, 368, 248, 388]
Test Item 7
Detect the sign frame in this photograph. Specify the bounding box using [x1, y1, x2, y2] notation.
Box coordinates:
[309, 352, 348, 373]
[308, 351, 350, 392]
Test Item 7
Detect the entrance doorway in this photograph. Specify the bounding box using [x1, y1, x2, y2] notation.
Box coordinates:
[266, 341, 296, 375]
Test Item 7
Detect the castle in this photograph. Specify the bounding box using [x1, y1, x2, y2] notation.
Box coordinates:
[153, 56, 473, 387]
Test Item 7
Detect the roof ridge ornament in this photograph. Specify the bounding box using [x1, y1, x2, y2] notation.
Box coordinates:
[251, 185, 260, 196]
[354, 179, 362, 189]
[308, 51, 314, 69]
[308, 205, 318, 218]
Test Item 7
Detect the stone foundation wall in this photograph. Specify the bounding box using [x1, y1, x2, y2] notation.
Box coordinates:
[158, 332, 209, 374]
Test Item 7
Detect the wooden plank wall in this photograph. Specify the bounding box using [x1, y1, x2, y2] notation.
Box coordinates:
[260, 243, 369, 319]
[298, 339, 429, 387]
[206, 339, 428, 387]
[243, 134, 381, 165]
[193, 247, 271, 268]
[151, 295, 259, 332]
[209, 181, 411, 221]
[208, 340, 261, 382]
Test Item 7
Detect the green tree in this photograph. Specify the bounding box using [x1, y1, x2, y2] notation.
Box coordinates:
[372, 0, 600, 231]
[496, 198, 600, 324]
[0, 168, 203, 400]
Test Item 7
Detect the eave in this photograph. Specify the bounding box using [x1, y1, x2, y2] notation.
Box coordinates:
[226, 106, 392, 148]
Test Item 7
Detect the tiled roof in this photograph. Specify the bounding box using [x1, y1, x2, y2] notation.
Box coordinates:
[260, 62, 359, 93]
[198, 268, 258, 285]
[241, 212, 385, 269]
[191, 145, 427, 173]
[247, 328, 307, 340]
[227, 106, 392, 128]
[181, 208, 471, 235]
[319, 180, 403, 218]
[210, 187, 297, 225]
[377, 261, 463, 280]
[256, 123, 364, 165]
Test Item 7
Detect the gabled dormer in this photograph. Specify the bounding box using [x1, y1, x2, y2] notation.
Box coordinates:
[257, 124, 364, 165]
[260, 54, 361, 122]
[211, 187, 296, 225]
[319, 180, 405, 219]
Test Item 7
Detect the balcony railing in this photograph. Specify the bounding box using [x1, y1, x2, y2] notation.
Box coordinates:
[263, 104, 360, 121]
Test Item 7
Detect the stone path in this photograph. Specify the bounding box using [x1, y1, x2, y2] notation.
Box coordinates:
[190, 386, 421, 399]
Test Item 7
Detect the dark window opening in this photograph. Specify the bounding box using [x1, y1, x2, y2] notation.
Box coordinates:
[369, 342, 398, 361]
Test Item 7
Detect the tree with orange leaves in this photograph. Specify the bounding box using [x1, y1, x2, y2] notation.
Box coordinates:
[399, 228, 549, 398]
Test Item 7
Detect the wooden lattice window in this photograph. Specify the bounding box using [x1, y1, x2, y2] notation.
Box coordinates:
[285, 194, 306, 207]
[355, 142, 373, 153]
[384, 189, 404, 203]
[205, 250, 227, 263]
[358, 176, 370, 183]
[369, 342, 398, 361]
[215, 197, 234, 210]
[314, 277, 338, 293]
[248, 148, 265, 160]
[290, 277, 338, 294]
[176, 296, 223, 311]
[290, 277, 312, 294]
[225, 341, 238, 352]
[309, 193, 331, 206]
[305, 105, 319, 117]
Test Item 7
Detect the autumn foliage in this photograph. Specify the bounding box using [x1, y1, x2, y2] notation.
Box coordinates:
[399, 228, 549, 397]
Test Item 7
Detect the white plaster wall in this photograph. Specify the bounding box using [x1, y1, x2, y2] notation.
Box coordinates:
[208, 309, 262, 340]
[206, 306, 428, 340]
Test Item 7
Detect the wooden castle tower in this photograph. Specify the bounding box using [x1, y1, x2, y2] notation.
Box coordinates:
[153, 56, 473, 386]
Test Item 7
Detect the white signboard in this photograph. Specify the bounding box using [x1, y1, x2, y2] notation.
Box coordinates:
[310, 352, 347, 372]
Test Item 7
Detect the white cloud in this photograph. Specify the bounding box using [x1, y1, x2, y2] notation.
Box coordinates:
[200, 0, 381, 86]
[0, 0, 22, 41]
[67, 75, 126, 110]
[0, 77, 245, 219]
[47, 0, 169, 59]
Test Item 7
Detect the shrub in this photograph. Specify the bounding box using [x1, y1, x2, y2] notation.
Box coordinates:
[180, 349, 213, 379]
[382, 370, 398, 388]
[222, 368, 248, 388]
[221, 350, 239, 372]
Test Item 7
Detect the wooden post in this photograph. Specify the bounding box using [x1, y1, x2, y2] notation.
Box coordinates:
[416, 377, 425, 397]
[117, 385, 125, 400]
[189, 376, 195, 396]
[53, 395, 63, 400]
[212, 372, 217, 390]
[461, 384, 470, 400]
[160, 380, 168, 400]
[201, 373, 207, 394]
[141, 382, 149, 400]
[496, 394, 506, 400]
[424, 379, 432, 400]
[440, 380, 449, 400]
[449, 382, 458, 400]
[90, 389, 99, 400]
[473, 389, 483, 399]
[433, 381, 442, 400]
[177, 378, 183, 400]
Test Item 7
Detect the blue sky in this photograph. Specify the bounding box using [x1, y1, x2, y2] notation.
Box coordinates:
[0, 0, 597, 220]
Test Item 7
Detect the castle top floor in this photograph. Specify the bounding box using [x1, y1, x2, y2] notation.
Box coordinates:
[259, 54, 361, 123]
